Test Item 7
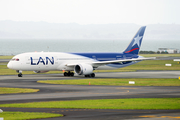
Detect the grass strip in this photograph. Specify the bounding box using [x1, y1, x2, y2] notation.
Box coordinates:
[119, 60, 180, 71]
[1, 59, 180, 75]
[139, 54, 180, 57]
[0, 111, 63, 120]
[0, 64, 63, 75]
[0, 98, 179, 109]
[0, 56, 14, 59]
[0, 87, 39, 94]
[38, 78, 180, 86]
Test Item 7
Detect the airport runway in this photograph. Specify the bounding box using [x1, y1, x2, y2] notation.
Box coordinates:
[0, 71, 180, 120]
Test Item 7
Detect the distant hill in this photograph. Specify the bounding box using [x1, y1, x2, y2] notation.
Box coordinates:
[0, 20, 180, 40]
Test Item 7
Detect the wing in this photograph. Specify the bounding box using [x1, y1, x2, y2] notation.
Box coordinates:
[66, 57, 156, 67]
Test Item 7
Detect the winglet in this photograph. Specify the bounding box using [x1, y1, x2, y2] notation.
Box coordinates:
[123, 26, 146, 55]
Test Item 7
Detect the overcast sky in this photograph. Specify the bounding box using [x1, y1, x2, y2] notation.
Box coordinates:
[0, 0, 180, 25]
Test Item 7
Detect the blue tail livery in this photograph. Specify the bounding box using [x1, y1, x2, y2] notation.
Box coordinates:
[7, 26, 155, 78]
[123, 26, 146, 55]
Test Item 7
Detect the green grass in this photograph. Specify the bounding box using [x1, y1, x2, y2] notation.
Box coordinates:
[0, 87, 39, 94]
[0, 98, 179, 109]
[0, 56, 13, 59]
[139, 54, 180, 57]
[0, 111, 63, 120]
[38, 78, 180, 86]
[118, 60, 180, 71]
[0, 63, 34, 75]
[0, 63, 63, 75]
[94, 59, 180, 72]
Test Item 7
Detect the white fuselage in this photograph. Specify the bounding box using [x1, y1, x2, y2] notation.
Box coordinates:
[7, 52, 139, 72]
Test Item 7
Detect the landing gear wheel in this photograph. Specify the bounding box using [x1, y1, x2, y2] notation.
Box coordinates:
[85, 75, 90, 77]
[90, 73, 95, 78]
[85, 73, 95, 78]
[64, 71, 74, 77]
[70, 72, 74, 76]
[64, 72, 67, 76]
[67, 71, 71, 76]
[18, 73, 22, 77]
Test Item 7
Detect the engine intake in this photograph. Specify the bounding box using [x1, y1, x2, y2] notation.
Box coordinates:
[74, 63, 93, 75]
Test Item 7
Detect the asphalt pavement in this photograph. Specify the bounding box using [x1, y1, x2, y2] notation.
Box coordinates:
[0, 72, 180, 120]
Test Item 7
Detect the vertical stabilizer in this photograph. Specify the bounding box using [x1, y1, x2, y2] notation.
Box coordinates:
[123, 26, 146, 55]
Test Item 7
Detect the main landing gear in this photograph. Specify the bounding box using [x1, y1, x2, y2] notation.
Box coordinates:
[63, 71, 95, 78]
[85, 73, 95, 78]
[64, 71, 74, 77]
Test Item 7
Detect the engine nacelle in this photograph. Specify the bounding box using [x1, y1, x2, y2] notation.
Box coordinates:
[74, 63, 93, 75]
[33, 71, 49, 73]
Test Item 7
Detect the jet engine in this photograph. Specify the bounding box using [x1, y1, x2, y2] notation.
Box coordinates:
[74, 63, 93, 75]
[33, 71, 49, 73]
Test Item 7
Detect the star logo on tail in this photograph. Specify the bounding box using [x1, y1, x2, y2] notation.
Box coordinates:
[132, 35, 142, 47]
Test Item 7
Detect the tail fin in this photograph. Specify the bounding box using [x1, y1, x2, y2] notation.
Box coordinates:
[123, 26, 146, 55]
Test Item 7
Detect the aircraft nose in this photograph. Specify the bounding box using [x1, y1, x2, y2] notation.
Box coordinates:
[7, 62, 13, 69]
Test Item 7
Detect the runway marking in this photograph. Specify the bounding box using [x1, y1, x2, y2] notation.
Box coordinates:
[51, 109, 100, 113]
[88, 90, 129, 94]
[116, 87, 140, 89]
[139, 115, 180, 119]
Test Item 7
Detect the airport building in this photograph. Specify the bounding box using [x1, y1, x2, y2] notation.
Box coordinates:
[158, 48, 179, 54]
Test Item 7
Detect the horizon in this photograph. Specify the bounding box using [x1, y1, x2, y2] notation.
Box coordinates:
[0, 21, 180, 40]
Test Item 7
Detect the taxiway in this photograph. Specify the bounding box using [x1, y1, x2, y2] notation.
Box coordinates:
[0, 71, 180, 120]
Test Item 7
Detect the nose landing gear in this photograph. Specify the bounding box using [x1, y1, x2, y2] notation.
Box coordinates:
[18, 73, 23, 77]
[16, 70, 23, 77]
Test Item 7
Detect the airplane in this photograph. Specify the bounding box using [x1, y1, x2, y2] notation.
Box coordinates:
[7, 26, 155, 77]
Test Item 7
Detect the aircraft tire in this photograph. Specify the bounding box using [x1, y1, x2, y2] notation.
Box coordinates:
[70, 72, 74, 76]
[91, 73, 95, 78]
[18, 73, 22, 77]
[85, 75, 89, 77]
[64, 72, 74, 77]
[64, 72, 67, 76]
[67, 71, 71, 76]
[85, 74, 95, 78]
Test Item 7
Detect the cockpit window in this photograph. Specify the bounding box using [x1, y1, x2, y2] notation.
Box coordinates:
[11, 58, 19, 61]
